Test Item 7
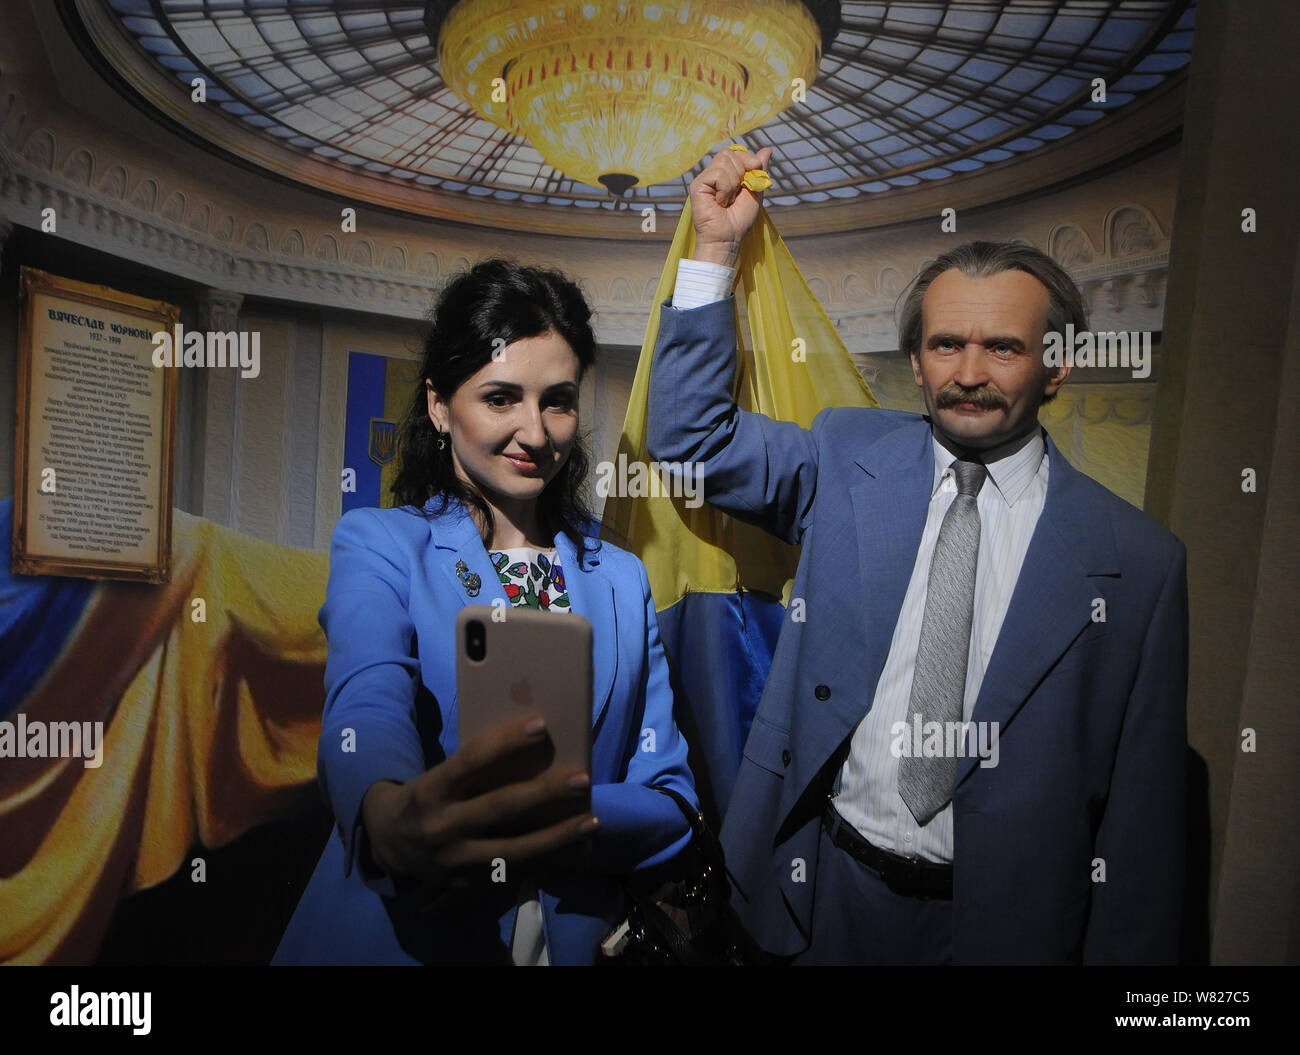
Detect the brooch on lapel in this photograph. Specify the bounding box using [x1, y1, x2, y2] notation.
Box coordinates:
[455, 559, 481, 597]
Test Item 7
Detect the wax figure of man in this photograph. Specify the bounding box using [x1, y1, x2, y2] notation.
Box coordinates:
[646, 146, 1188, 964]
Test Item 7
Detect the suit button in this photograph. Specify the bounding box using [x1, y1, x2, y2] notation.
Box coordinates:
[782, 749, 791, 767]
[814, 684, 830, 700]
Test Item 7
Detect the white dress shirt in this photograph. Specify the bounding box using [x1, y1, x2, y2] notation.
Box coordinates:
[832, 433, 1048, 862]
[672, 257, 738, 309]
[668, 259, 1050, 863]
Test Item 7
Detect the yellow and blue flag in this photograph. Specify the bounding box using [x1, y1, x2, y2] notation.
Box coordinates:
[601, 194, 878, 824]
[343, 352, 421, 511]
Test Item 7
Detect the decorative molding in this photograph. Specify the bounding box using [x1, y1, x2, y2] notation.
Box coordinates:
[0, 138, 438, 307]
[1073, 248, 1169, 280]
[833, 237, 1170, 354]
[1106, 203, 1164, 257]
[0, 132, 1175, 350]
[0, 123, 679, 343]
[194, 288, 243, 332]
[1048, 223, 1097, 269]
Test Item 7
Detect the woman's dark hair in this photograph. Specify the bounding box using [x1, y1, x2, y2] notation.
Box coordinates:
[391, 258, 599, 552]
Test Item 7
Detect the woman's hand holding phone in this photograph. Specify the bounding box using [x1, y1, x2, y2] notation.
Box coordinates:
[360, 714, 598, 900]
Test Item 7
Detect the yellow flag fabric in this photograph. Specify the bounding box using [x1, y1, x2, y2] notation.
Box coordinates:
[1, 510, 327, 964]
[601, 200, 879, 609]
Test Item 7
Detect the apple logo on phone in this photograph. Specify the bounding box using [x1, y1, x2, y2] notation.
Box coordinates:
[509, 679, 533, 707]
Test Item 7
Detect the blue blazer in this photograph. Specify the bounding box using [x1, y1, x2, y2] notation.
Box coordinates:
[274, 496, 695, 965]
[646, 296, 1188, 964]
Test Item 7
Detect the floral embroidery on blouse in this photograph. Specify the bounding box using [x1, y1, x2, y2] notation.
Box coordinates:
[489, 547, 570, 611]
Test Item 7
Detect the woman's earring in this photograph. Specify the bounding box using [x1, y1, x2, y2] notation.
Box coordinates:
[437, 432, 447, 452]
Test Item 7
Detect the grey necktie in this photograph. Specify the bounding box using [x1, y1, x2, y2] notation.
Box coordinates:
[897, 458, 988, 826]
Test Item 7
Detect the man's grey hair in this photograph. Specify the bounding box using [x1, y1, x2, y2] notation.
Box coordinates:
[896, 240, 1088, 361]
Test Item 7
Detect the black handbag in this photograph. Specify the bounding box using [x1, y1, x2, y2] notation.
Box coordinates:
[600, 786, 775, 966]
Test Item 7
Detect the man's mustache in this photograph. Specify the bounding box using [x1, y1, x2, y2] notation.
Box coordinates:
[935, 385, 1008, 411]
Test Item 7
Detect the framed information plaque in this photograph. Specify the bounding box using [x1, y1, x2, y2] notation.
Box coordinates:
[11, 267, 181, 582]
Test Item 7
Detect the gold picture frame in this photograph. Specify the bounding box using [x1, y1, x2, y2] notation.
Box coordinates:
[12, 267, 180, 583]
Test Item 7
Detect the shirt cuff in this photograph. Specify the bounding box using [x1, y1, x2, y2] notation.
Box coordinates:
[671, 258, 736, 310]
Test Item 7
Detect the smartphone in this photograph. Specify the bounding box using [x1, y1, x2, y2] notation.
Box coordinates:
[455, 605, 593, 830]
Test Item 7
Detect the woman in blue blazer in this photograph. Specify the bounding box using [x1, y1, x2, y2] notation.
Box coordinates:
[274, 260, 696, 965]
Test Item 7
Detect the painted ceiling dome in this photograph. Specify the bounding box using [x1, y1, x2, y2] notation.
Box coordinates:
[76, 0, 1196, 231]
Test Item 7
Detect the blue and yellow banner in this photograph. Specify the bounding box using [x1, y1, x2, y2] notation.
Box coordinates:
[343, 352, 420, 511]
[601, 197, 878, 821]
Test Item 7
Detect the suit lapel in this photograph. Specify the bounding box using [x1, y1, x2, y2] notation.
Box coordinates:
[426, 500, 509, 610]
[955, 431, 1119, 787]
[843, 422, 935, 731]
[553, 530, 618, 728]
[780, 420, 934, 823]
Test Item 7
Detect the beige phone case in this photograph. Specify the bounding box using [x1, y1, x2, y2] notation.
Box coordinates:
[455, 605, 593, 827]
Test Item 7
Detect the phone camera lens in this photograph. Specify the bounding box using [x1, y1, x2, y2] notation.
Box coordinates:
[466, 620, 486, 662]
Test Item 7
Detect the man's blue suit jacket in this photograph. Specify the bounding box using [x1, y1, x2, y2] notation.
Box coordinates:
[646, 295, 1188, 965]
[274, 496, 695, 965]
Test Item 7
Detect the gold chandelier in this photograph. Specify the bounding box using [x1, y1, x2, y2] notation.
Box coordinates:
[425, 1, 837, 195]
